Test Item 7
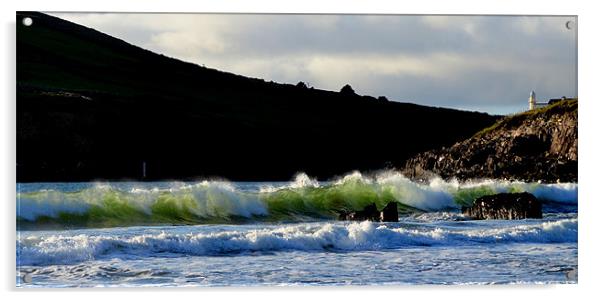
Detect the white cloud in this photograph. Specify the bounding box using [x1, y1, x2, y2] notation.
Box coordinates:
[151, 30, 226, 57]
[49, 13, 577, 114]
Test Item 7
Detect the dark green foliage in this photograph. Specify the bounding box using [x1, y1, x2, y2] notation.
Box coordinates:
[340, 84, 356, 96]
[296, 81, 308, 89]
[474, 99, 577, 138]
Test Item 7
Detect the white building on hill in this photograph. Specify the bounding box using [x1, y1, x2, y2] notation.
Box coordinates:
[528, 91, 547, 110]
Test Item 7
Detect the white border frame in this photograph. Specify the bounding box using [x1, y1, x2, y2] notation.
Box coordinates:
[2, 1, 600, 299]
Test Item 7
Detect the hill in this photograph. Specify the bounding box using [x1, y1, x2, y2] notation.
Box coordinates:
[402, 100, 578, 182]
[17, 12, 499, 182]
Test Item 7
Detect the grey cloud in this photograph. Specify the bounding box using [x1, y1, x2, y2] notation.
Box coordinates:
[49, 13, 577, 115]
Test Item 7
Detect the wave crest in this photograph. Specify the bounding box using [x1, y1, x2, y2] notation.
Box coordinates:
[18, 219, 577, 266]
[17, 171, 577, 228]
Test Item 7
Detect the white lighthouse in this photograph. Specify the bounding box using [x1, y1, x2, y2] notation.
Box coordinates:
[529, 90, 537, 110]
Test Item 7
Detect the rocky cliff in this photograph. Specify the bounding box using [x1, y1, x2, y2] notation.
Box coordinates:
[402, 100, 577, 182]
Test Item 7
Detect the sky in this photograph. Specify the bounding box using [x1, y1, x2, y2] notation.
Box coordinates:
[51, 13, 577, 115]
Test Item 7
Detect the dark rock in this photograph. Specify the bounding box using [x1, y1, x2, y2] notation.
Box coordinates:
[509, 134, 550, 157]
[402, 100, 577, 183]
[338, 202, 398, 222]
[338, 203, 379, 221]
[461, 192, 542, 220]
[380, 202, 398, 222]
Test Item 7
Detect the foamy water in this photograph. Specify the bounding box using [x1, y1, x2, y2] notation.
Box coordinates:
[16, 173, 578, 286]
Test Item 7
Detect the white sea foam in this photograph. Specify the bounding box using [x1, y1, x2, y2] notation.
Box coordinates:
[530, 183, 578, 204]
[17, 218, 577, 266]
[18, 181, 268, 221]
[18, 191, 93, 221]
[377, 173, 458, 211]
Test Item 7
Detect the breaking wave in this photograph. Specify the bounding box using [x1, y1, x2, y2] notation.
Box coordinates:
[17, 218, 577, 266]
[17, 171, 577, 228]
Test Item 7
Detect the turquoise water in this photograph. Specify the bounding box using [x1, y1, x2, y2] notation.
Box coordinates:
[16, 173, 578, 286]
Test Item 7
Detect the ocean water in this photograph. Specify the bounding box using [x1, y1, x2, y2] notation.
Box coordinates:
[16, 172, 578, 287]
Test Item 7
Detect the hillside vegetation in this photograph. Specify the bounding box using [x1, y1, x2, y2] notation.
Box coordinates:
[403, 100, 578, 182]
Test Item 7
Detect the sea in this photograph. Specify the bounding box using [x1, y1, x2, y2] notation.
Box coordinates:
[16, 171, 578, 287]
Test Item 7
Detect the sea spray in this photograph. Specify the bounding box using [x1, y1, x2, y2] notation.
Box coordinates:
[17, 171, 577, 228]
[17, 218, 578, 266]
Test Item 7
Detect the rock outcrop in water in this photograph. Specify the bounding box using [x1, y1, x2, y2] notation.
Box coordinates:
[462, 192, 542, 220]
[402, 100, 577, 183]
[338, 202, 399, 222]
[380, 202, 399, 222]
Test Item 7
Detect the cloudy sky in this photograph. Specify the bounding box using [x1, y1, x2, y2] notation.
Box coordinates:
[51, 13, 577, 115]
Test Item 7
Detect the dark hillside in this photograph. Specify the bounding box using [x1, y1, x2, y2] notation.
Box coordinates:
[17, 12, 499, 181]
